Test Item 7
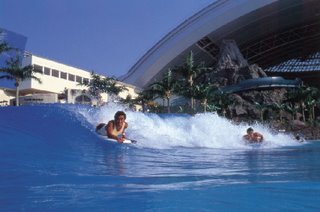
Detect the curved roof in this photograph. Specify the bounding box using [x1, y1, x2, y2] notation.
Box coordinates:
[120, 0, 320, 88]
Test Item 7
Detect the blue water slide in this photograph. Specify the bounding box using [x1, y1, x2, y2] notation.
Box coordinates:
[219, 77, 301, 93]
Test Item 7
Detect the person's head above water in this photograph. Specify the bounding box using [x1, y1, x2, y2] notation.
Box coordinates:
[114, 111, 127, 129]
[114, 111, 126, 120]
[247, 127, 254, 134]
[244, 127, 263, 143]
[95, 111, 128, 142]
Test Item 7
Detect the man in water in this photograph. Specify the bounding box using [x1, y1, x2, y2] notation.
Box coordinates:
[295, 134, 305, 143]
[243, 127, 264, 143]
[96, 111, 128, 143]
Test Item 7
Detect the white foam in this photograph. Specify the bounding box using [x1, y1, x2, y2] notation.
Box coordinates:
[74, 103, 301, 149]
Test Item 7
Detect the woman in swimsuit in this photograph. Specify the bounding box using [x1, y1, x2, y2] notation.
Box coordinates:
[96, 111, 128, 143]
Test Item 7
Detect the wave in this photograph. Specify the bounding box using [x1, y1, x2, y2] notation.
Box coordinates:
[0, 104, 301, 150]
[72, 103, 301, 149]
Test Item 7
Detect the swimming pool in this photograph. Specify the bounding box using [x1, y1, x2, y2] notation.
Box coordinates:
[0, 104, 319, 211]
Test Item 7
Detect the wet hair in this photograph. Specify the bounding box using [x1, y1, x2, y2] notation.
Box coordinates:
[247, 127, 254, 133]
[114, 111, 126, 120]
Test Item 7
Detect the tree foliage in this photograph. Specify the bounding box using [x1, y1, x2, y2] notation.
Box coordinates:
[149, 69, 177, 113]
[0, 56, 42, 106]
[0, 42, 11, 55]
[287, 85, 320, 122]
[80, 72, 127, 104]
[174, 51, 212, 109]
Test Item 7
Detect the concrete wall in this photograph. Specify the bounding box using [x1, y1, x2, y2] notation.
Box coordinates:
[0, 88, 14, 106]
[19, 93, 58, 105]
[18, 54, 138, 105]
[1, 54, 139, 106]
[21, 54, 90, 93]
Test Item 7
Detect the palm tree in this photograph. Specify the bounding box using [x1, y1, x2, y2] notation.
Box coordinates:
[0, 42, 10, 55]
[287, 86, 312, 122]
[271, 102, 286, 123]
[0, 56, 42, 106]
[81, 72, 102, 102]
[104, 78, 128, 102]
[80, 72, 127, 105]
[254, 102, 269, 121]
[134, 89, 156, 112]
[304, 86, 320, 121]
[149, 69, 177, 113]
[287, 86, 320, 122]
[193, 83, 216, 113]
[120, 94, 136, 110]
[306, 98, 316, 121]
[209, 90, 233, 117]
[174, 51, 212, 109]
[206, 104, 221, 113]
[284, 102, 299, 121]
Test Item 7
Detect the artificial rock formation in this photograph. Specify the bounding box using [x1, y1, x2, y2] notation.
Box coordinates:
[204, 40, 287, 121]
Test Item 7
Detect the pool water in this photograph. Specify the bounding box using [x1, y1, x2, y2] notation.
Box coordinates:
[0, 104, 319, 211]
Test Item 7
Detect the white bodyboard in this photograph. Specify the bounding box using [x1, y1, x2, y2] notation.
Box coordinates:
[99, 135, 137, 144]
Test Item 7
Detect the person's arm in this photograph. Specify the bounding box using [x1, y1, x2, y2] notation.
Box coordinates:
[106, 121, 121, 141]
[122, 122, 128, 139]
[259, 133, 264, 140]
[260, 134, 264, 142]
[107, 121, 127, 143]
[254, 132, 263, 142]
[243, 134, 250, 141]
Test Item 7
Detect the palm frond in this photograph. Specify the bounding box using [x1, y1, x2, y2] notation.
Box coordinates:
[0, 74, 15, 80]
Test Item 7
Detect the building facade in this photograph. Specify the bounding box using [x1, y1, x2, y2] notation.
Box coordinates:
[0, 53, 139, 106]
[120, 0, 320, 88]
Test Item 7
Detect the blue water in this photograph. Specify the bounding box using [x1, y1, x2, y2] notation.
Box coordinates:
[1, 104, 320, 211]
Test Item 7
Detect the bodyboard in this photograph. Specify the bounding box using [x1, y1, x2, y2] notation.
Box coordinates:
[99, 135, 137, 144]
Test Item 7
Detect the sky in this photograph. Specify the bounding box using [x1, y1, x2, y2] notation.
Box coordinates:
[0, 0, 214, 78]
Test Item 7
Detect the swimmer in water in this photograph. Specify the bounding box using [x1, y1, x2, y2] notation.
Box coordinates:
[96, 111, 128, 143]
[243, 127, 264, 143]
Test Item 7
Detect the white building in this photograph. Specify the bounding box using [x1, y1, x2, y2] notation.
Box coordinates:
[0, 53, 139, 106]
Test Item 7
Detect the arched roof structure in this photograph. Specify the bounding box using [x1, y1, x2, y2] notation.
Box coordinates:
[120, 0, 320, 88]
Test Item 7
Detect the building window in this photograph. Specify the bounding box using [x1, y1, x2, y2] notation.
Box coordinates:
[34, 64, 43, 73]
[52, 69, 59, 78]
[68, 74, 75, 81]
[44, 67, 50, 75]
[60, 72, 67, 79]
[83, 78, 89, 84]
[76, 76, 82, 83]
[75, 95, 92, 104]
